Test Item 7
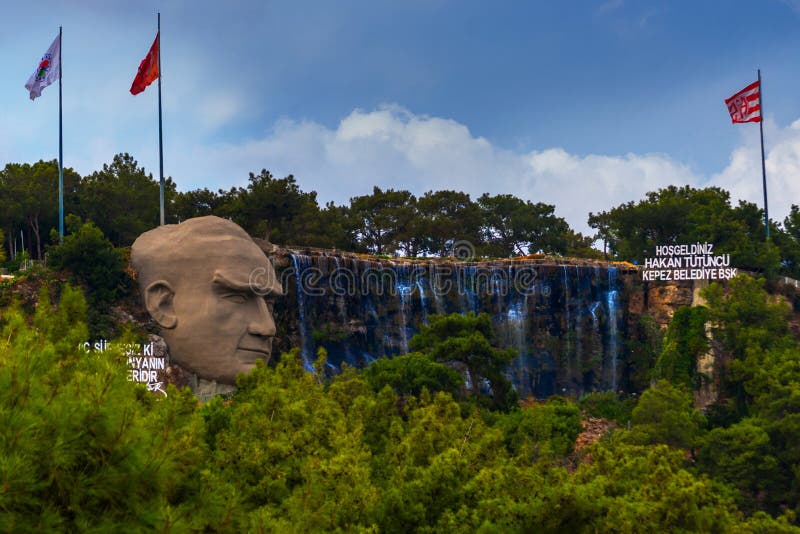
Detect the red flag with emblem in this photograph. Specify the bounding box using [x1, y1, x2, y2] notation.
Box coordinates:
[130, 32, 159, 95]
[725, 80, 761, 123]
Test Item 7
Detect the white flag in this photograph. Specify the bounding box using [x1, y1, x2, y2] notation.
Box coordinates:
[25, 34, 61, 101]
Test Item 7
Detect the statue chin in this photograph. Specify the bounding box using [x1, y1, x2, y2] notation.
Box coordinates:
[235, 348, 271, 366]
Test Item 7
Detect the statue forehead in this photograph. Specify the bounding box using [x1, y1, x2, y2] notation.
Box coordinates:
[132, 216, 271, 283]
[165, 236, 270, 281]
[173, 234, 266, 261]
[135, 216, 258, 253]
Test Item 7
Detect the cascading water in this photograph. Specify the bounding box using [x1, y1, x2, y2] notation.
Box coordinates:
[282, 250, 631, 397]
[606, 267, 620, 392]
[562, 265, 571, 365]
[506, 287, 529, 391]
[432, 266, 446, 315]
[417, 278, 430, 324]
[394, 263, 412, 354]
[572, 264, 583, 389]
[332, 256, 349, 324]
[290, 254, 315, 372]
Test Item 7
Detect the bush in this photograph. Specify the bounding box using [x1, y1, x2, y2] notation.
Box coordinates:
[626, 380, 706, 450]
[0, 286, 212, 531]
[410, 312, 518, 411]
[654, 305, 709, 389]
[579, 390, 635, 424]
[495, 398, 583, 459]
[363, 351, 464, 399]
[48, 216, 129, 307]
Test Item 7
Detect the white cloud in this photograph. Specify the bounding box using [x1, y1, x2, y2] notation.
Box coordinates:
[167, 104, 800, 238]
[598, 0, 624, 14]
[196, 91, 243, 131]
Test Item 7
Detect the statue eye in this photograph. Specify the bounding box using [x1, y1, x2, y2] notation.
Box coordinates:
[223, 292, 248, 304]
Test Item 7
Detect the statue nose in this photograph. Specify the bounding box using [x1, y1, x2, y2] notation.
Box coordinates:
[249, 297, 276, 337]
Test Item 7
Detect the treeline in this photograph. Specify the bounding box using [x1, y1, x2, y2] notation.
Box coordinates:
[5, 154, 800, 278]
[1, 278, 799, 531]
[0, 154, 597, 261]
[590, 185, 800, 278]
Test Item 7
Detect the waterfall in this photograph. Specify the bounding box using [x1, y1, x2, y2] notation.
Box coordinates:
[507, 292, 529, 376]
[279, 251, 631, 398]
[606, 267, 620, 392]
[332, 256, 348, 324]
[582, 266, 602, 391]
[562, 265, 571, 366]
[492, 268, 505, 315]
[416, 277, 430, 324]
[573, 265, 583, 390]
[290, 253, 315, 372]
[464, 265, 479, 313]
[394, 263, 412, 354]
[432, 266, 446, 315]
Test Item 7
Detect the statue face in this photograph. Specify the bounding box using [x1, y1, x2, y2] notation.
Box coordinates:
[160, 239, 280, 384]
[132, 216, 283, 386]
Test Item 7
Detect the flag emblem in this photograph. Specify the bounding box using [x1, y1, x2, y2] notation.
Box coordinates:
[37, 56, 52, 79]
[25, 34, 61, 101]
[724, 80, 761, 123]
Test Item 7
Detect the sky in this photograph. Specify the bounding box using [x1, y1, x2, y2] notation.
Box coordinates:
[3, 0, 800, 237]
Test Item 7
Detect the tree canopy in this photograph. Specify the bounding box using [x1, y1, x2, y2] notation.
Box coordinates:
[1, 276, 799, 530]
[2, 154, 601, 262]
[589, 185, 792, 276]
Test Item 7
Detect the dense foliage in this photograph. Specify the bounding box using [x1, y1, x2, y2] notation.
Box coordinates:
[46, 216, 131, 338]
[1, 155, 598, 263]
[695, 276, 800, 514]
[2, 278, 800, 531]
[47, 216, 129, 308]
[5, 151, 800, 529]
[7, 156, 800, 276]
[589, 185, 796, 277]
[654, 305, 709, 389]
[0, 287, 208, 531]
[409, 312, 518, 410]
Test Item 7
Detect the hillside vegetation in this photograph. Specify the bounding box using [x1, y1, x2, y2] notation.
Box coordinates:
[5, 155, 800, 530]
[2, 275, 800, 531]
[5, 155, 800, 279]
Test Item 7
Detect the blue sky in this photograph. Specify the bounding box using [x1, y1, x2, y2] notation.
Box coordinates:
[3, 0, 800, 235]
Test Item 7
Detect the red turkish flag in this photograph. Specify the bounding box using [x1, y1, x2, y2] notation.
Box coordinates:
[725, 80, 761, 123]
[130, 32, 159, 95]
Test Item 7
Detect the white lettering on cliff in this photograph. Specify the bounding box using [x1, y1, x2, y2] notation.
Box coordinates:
[642, 243, 736, 281]
[80, 340, 167, 396]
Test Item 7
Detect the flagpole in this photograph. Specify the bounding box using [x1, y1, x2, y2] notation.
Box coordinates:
[158, 13, 165, 226]
[758, 69, 769, 240]
[58, 26, 64, 243]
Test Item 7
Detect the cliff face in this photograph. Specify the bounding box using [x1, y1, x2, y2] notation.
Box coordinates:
[268, 247, 697, 399]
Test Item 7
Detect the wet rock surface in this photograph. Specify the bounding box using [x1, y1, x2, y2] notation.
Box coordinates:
[267, 247, 687, 398]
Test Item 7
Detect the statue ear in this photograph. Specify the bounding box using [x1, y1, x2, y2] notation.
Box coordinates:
[143, 280, 177, 329]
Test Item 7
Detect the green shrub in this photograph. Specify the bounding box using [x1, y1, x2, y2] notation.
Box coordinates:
[654, 305, 709, 389]
[48, 216, 130, 308]
[626, 380, 706, 450]
[0, 286, 213, 531]
[495, 398, 583, 460]
[364, 351, 464, 399]
[579, 390, 635, 424]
